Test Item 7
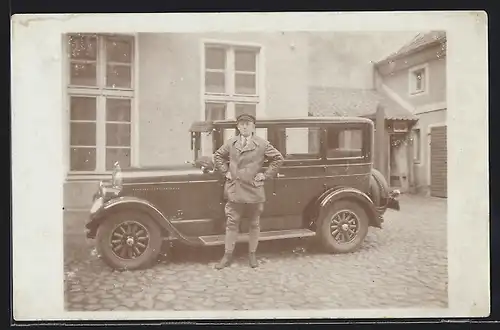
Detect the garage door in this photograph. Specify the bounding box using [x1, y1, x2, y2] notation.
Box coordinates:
[430, 125, 447, 198]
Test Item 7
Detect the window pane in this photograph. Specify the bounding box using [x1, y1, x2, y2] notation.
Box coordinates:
[235, 103, 256, 118]
[70, 96, 96, 121]
[416, 73, 422, 90]
[326, 128, 363, 158]
[106, 37, 132, 63]
[106, 98, 131, 122]
[106, 123, 131, 147]
[70, 62, 97, 86]
[235, 73, 256, 94]
[235, 49, 257, 72]
[205, 47, 225, 70]
[106, 148, 131, 170]
[70, 147, 96, 171]
[205, 72, 225, 93]
[70, 122, 96, 146]
[255, 128, 267, 139]
[106, 64, 131, 88]
[285, 127, 321, 160]
[205, 103, 226, 120]
[69, 34, 97, 60]
[308, 128, 321, 154]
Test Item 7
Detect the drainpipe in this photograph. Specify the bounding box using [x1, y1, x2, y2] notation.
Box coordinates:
[374, 104, 387, 179]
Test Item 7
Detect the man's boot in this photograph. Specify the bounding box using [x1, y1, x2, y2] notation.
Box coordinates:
[215, 252, 233, 270]
[249, 252, 258, 268]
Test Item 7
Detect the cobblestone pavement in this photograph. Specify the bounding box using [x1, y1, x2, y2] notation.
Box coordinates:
[64, 195, 447, 311]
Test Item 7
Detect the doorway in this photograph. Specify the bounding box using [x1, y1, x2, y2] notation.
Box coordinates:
[388, 133, 409, 191]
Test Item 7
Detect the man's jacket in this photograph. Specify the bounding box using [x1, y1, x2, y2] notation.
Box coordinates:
[213, 134, 284, 204]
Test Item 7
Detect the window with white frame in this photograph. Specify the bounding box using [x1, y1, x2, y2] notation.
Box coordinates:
[409, 64, 428, 95]
[67, 33, 135, 173]
[204, 44, 260, 120]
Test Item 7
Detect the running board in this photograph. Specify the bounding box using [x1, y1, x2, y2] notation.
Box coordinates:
[198, 229, 316, 246]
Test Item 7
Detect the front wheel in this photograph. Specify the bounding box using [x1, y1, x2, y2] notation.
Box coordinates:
[318, 200, 369, 254]
[96, 211, 163, 271]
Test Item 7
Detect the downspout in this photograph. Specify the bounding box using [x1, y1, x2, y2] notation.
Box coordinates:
[374, 104, 387, 180]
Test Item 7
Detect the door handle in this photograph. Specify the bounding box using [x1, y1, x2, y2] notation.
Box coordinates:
[277, 173, 285, 178]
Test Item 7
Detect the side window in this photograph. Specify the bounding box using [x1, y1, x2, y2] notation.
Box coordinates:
[326, 128, 363, 159]
[283, 127, 322, 161]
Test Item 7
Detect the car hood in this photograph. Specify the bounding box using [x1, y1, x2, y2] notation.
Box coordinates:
[120, 164, 218, 184]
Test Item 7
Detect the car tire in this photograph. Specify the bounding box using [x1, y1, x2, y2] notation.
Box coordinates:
[318, 200, 369, 254]
[96, 211, 163, 271]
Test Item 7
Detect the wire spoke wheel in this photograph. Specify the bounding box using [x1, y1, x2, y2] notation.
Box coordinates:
[319, 200, 369, 254]
[330, 210, 360, 244]
[97, 211, 163, 271]
[110, 220, 150, 260]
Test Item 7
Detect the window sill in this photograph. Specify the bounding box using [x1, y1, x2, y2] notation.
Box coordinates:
[409, 90, 427, 97]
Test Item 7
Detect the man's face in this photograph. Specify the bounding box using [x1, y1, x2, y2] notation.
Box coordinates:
[237, 120, 255, 137]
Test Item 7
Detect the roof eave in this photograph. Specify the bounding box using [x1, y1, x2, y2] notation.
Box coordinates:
[374, 37, 446, 67]
[362, 113, 419, 121]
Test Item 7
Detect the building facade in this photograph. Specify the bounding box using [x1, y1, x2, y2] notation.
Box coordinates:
[374, 31, 447, 197]
[63, 31, 442, 210]
[63, 32, 312, 209]
[307, 32, 419, 193]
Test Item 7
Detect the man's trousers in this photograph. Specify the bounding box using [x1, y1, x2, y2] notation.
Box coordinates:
[224, 201, 264, 253]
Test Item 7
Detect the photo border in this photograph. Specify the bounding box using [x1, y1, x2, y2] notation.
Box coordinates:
[10, 11, 489, 321]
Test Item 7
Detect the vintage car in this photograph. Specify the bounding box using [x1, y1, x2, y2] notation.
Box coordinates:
[85, 117, 400, 270]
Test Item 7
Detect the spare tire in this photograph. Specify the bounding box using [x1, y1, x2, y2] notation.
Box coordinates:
[369, 174, 381, 205]
[369, 168, 390, 214]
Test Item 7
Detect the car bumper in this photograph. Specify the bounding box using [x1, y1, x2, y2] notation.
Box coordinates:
[386, 189, 401, 211]
[387, 197, 400, 211]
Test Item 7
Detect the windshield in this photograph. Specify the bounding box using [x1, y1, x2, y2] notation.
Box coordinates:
[197, 127, 268, 158]
[199, 131, 216, 158]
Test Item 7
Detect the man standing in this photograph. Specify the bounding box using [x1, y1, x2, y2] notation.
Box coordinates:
[213, 114, 284, 269]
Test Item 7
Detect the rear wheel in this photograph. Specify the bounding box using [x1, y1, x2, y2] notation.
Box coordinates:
[318, 200, 369, 254]
[96, 211, 163, 271]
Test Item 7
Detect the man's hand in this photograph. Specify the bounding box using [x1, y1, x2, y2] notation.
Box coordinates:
[254, 173, 266, 182]
[225, 172, 232, 180]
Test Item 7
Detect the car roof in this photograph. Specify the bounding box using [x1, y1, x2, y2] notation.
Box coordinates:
[189, 116, 373, 132]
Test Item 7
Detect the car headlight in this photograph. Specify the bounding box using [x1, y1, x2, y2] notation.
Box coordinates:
[112, 161, 123, 189]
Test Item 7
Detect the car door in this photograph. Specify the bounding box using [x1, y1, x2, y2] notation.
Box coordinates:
[259, 126, 326, 230]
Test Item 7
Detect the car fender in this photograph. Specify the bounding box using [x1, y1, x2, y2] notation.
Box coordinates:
[318, 187, 383, 228]
[86, 196, 200, 246]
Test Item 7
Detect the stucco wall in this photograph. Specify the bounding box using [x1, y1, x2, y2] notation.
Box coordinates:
[376, 44, 446, 107]
[411, 108, 447, 192]
[137, 32, 309, 167]
[308, 31, 418, 89]
[137, 33, 201, 167]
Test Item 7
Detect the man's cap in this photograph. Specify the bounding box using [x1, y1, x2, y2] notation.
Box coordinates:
[236, 113, 256, 123]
